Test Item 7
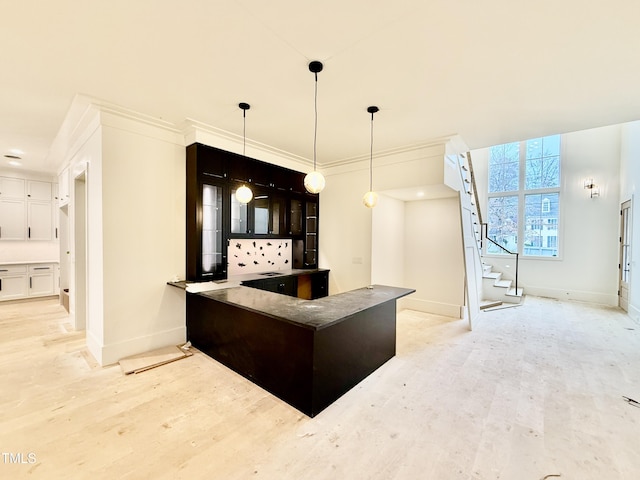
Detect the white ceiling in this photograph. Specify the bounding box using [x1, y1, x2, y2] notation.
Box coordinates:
[1, 0, 640, 174]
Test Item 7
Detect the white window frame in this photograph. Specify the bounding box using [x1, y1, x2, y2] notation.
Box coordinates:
[486, 136, 562, 260]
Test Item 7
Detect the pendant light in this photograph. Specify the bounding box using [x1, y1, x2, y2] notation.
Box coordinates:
[304, 61, 326, 194]
[235, 102, 253, 204]
[363, 106, 379, 208]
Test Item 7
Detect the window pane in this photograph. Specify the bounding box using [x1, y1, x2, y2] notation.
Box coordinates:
[525, 135, 560, 189]
[487, 196, 518, 254]
[489, 142, 519, 192]
[524, 193, 559, 256]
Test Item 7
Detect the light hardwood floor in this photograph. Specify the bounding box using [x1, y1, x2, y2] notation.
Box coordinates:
[1, 296, 640, 479]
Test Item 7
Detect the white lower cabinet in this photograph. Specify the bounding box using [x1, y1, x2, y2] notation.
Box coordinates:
[0, 263, 58, 301]
[0, 265, 28, 300]
[29, 264, 55, 296]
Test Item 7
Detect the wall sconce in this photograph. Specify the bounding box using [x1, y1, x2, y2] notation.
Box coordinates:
[583, 178, 600, 198]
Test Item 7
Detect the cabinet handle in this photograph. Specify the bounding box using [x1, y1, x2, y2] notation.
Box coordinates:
[30, 277, 32, 289]
[28, 227, 31, 238]
[33, 267, 50, 270]
[55, 228, 58, 239]
[0, 278, 2, 291]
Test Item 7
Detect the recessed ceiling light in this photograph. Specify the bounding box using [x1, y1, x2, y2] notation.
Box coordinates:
[8, 160, 22, 167]
[417, 191, 425, 197]
[9, 148, 24, 156]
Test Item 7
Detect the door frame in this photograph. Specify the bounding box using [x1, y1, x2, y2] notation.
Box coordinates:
[619, 199, 632, 311]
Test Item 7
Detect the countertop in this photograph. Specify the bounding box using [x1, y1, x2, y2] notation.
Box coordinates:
[197, 284, 415, 330]
[0, 260, 59, 266]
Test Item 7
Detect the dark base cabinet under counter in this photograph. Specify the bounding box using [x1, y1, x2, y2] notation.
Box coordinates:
[241, 269, 329, 300]
[186, 285, 414, 417]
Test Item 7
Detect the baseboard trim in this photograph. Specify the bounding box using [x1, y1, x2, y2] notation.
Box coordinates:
[402, 297, 463, 319]
[97, 327, 187, 367]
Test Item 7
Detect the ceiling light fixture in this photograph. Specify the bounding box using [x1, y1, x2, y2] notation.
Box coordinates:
[235, 102, 254, 204]
[363, 106, 379, 208]
[304, 60, 326, 194]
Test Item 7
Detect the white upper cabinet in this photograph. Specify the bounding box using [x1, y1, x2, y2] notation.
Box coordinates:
[0, 176, 54, 241]
[0, 197, 26, 240]
[27, 201, 53, 240]
[27, 180, 52, 201]
[0, 177, 25, 199]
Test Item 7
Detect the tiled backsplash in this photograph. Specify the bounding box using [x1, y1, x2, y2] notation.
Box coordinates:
[228, 238, 292, 275]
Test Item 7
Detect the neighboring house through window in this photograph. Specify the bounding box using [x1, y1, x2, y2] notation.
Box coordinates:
[487, 135, 561, 257]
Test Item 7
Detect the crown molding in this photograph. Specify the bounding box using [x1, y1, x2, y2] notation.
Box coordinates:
[321, 134, 465, 169]
[182, 118, 313, 172]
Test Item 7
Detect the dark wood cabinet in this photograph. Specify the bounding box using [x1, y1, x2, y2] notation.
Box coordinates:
[187, 143, 319, 281]
[243, 275, 297, 297]
[311, 269, 328, 299]
[242, 270, 329, 299]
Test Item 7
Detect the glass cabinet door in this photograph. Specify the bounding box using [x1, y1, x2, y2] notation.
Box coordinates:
[305, 201, 317, 267]
[230, 187, 250, 235]
[201, 183, 225, 278]
[253, 194, 286, 235]
[290, 198, 303, 236]
[254, 195, 269, 234]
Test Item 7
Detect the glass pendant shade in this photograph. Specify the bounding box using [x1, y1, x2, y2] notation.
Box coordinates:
[304, 170, 325, 194]
[235, 184, 253, 204]
[363, 191, 378, 208]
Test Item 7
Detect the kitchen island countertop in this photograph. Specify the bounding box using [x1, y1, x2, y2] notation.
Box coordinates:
[197, 284, 414, 330]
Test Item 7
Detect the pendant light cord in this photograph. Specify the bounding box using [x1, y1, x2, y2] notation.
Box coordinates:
[369, 111, 374, 191]
[243, 108, 247, 157]
[313, 72, 318, 171]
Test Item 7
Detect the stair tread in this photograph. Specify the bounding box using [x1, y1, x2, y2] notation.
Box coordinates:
[494, 279, 512, 288]
[483, 272, 501, 279]
[506, 287, 524, 297]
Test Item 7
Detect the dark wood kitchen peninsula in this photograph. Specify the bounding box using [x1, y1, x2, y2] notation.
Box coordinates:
[186, 284, 414, 417]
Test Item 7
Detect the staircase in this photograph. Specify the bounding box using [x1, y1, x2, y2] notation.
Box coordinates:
[452, 151, 525, 315]
[481, 263, 524, 308]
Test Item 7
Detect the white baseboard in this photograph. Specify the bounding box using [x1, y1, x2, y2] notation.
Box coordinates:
[402, 297, 463, 318]
[97, 326, 187, 366]
[522, 285, 618, 306]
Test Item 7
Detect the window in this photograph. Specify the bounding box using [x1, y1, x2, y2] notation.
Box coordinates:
[487, 135, 561, 257]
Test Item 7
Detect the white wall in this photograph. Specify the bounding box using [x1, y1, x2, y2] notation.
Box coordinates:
[320, 165, 373, 293]
[403, 196, 465, 317]
[98, 113, 186, 364]
[371, 194, 405, 288]
[321, 143, 449, 294]
[620, 121, 640, 321]
[472, 125, 622, 305]
[322, 141, 467, 317]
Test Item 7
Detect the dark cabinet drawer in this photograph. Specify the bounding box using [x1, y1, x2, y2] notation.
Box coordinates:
[243, 275, 297, 297]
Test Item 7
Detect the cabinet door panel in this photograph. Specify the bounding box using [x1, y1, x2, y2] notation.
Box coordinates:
[30, 273, 54, 296]
[230, 187, 251, 235]
[200, 183, 226, 279]
[0, 177, 25, 199]
[254, 196, 270, 234]
[27, 181, 52, 201]
[0, 199, 26, 240]
[28, 201, 52, 240]
[0, 274, 28, 300]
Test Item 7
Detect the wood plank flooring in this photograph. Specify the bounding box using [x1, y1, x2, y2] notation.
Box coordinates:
[1, 296, 640, 479]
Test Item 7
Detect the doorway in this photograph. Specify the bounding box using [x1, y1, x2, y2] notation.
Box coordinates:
[74, 171, 87, 330]
[619, 199, 631, 311]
